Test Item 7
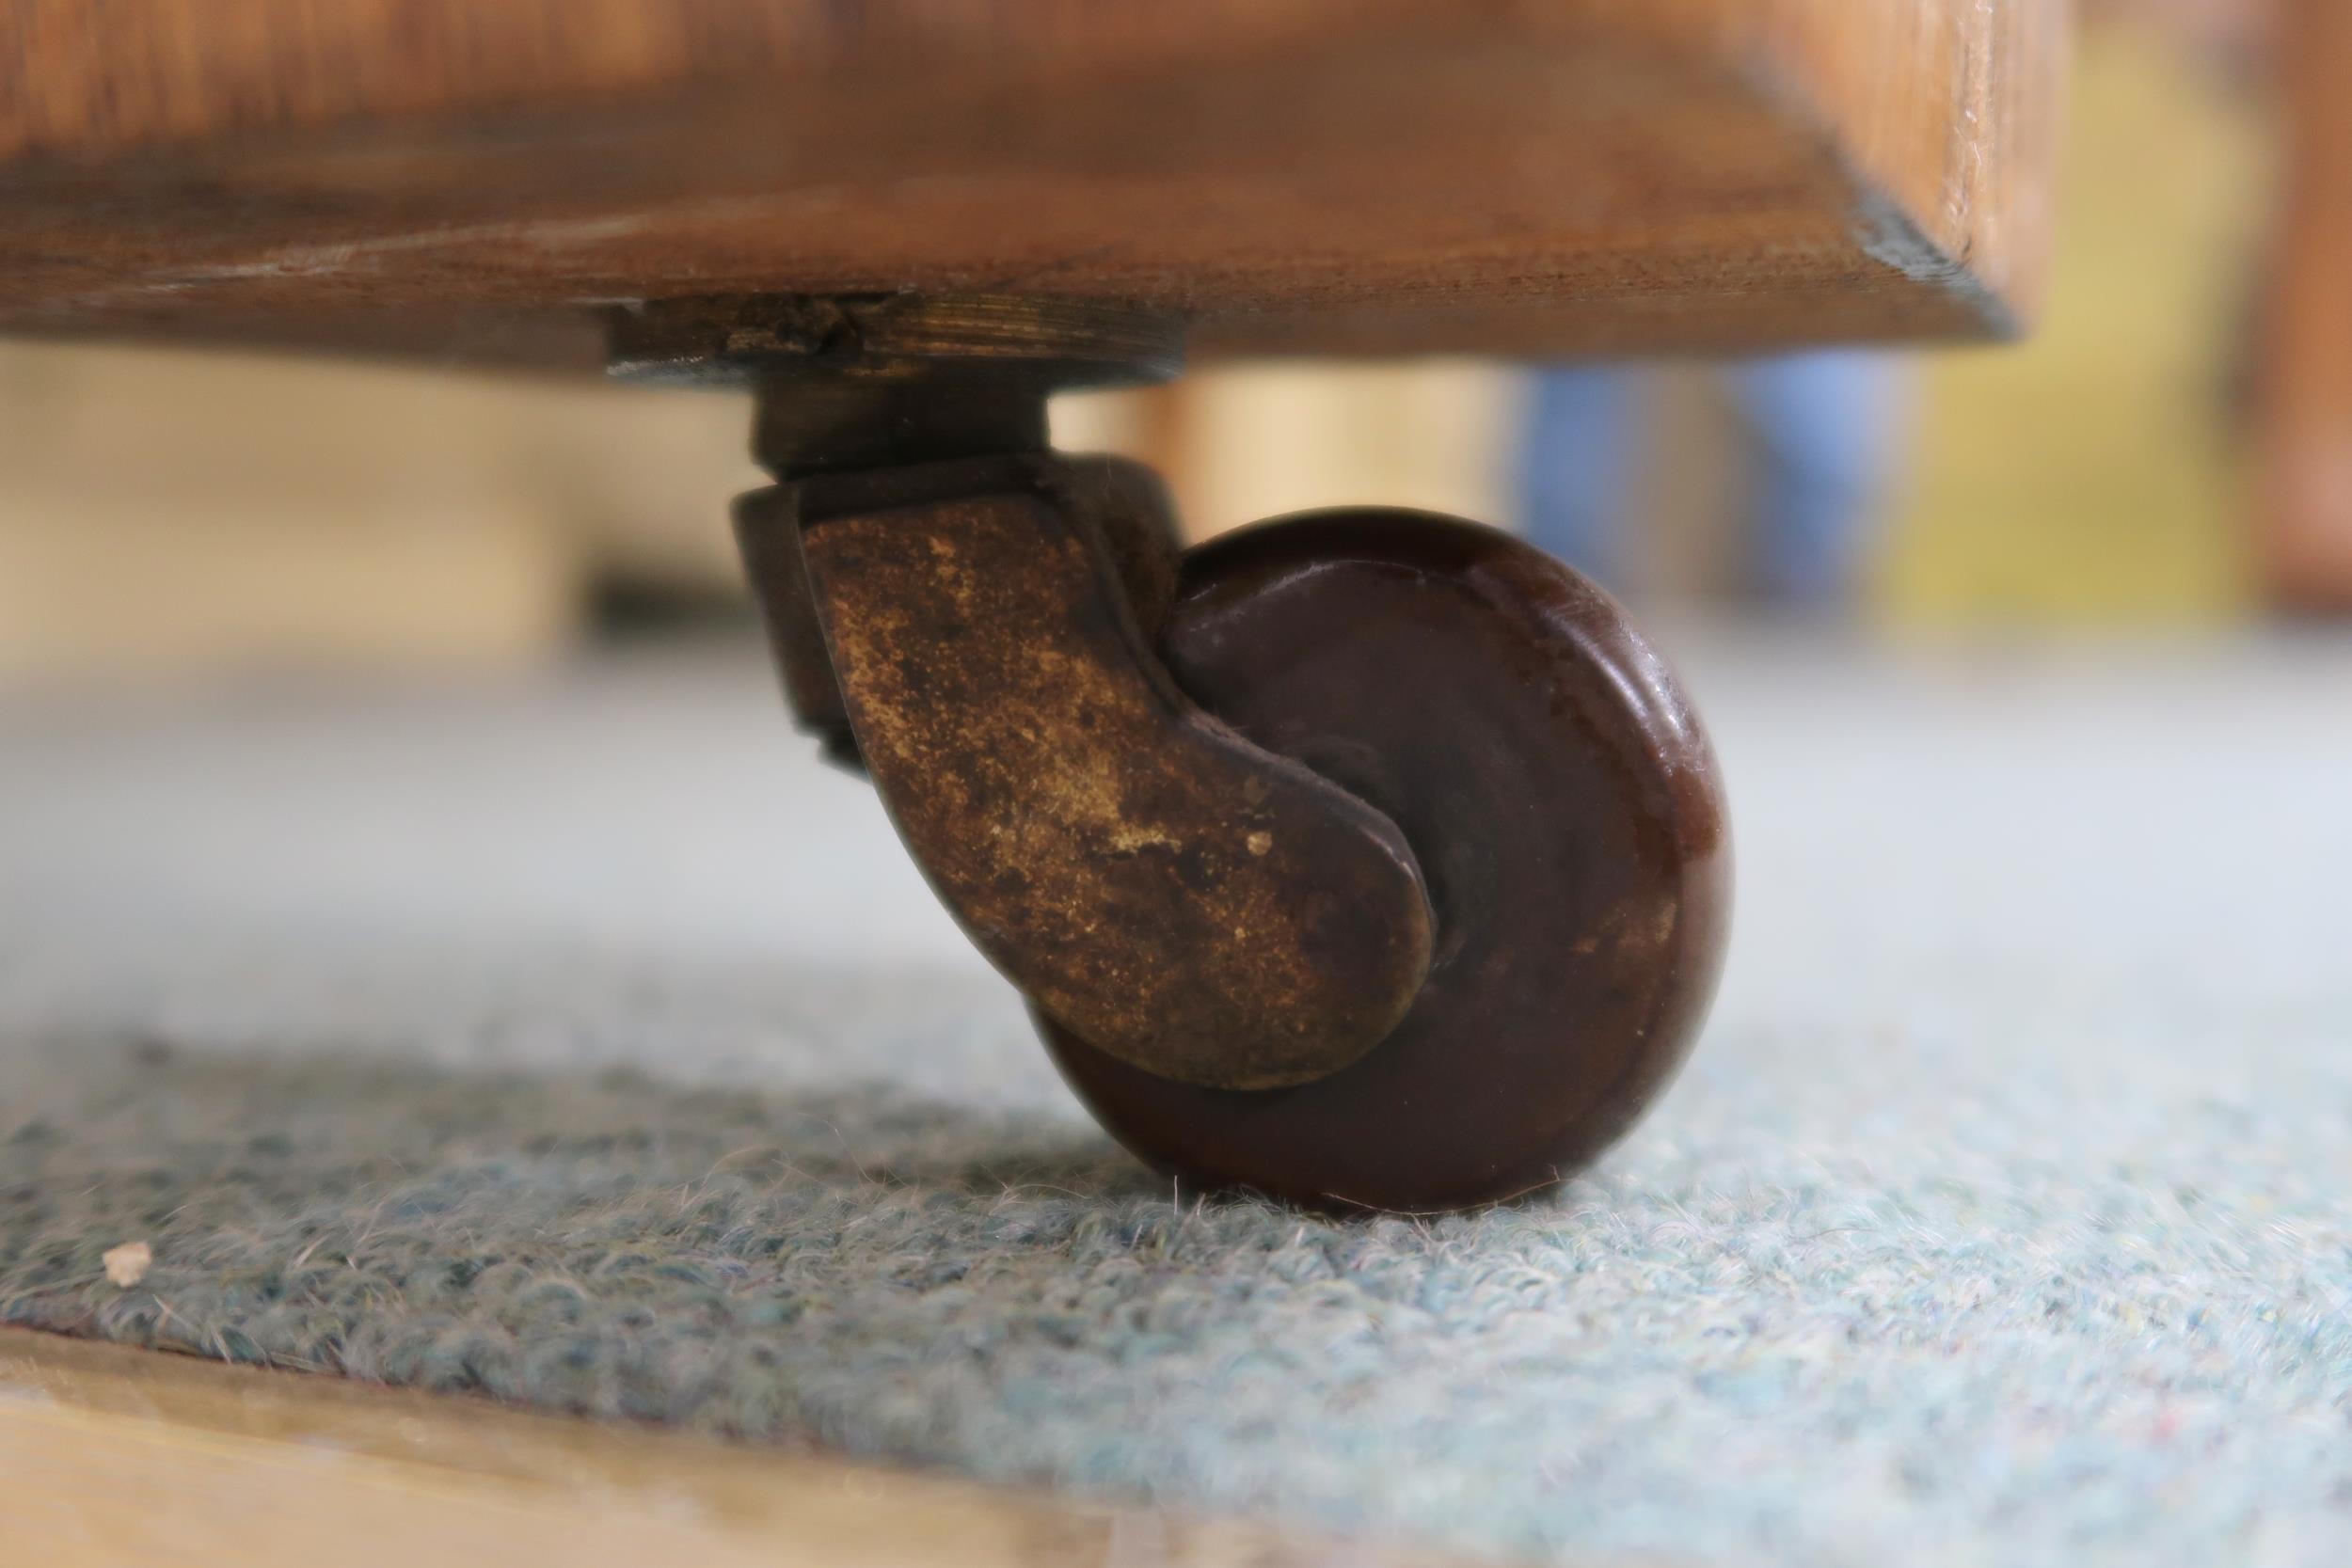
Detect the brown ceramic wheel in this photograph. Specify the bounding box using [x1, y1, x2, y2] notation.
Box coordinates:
[1039, 511, 1732, 1212]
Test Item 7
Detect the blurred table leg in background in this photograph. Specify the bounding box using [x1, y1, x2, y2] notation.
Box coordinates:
[2254, 0, 2352, 612]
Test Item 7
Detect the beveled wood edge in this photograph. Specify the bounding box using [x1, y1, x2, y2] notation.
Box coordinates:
[1675, 0, 2068, 339]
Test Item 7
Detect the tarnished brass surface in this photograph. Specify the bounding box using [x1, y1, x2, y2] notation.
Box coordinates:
[683, 292, 1191, 780]
[736, 455, 1187, 774]
[797, 476, 1437, 1092]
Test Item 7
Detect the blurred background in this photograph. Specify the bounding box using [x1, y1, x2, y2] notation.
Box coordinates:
[0, 0, 2342, 690]
[6, 14, 2351, 1557]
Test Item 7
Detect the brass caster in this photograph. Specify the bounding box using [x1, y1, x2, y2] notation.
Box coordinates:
[609, 293, 1731, 1213]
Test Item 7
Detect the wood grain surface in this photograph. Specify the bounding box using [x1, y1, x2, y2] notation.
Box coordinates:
[0, 1, 2064, 367]
[0, 1326, 1502, 1567]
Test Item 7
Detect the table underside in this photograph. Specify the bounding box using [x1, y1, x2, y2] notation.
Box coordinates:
[0, 1, 2062, 372]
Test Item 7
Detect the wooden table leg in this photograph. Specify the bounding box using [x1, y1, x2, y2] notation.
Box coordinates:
[2255, 0, 2352, 611]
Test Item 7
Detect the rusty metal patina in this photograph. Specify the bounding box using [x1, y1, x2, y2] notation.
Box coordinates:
[732, 454, 1187, 775]
[794, 472, 1437, 1091]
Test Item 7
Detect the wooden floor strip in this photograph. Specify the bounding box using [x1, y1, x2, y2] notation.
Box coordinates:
[0, 1326, 1493, 1568]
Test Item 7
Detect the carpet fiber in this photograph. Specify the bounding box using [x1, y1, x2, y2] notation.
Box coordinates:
[3, 637, 2350, 1566]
